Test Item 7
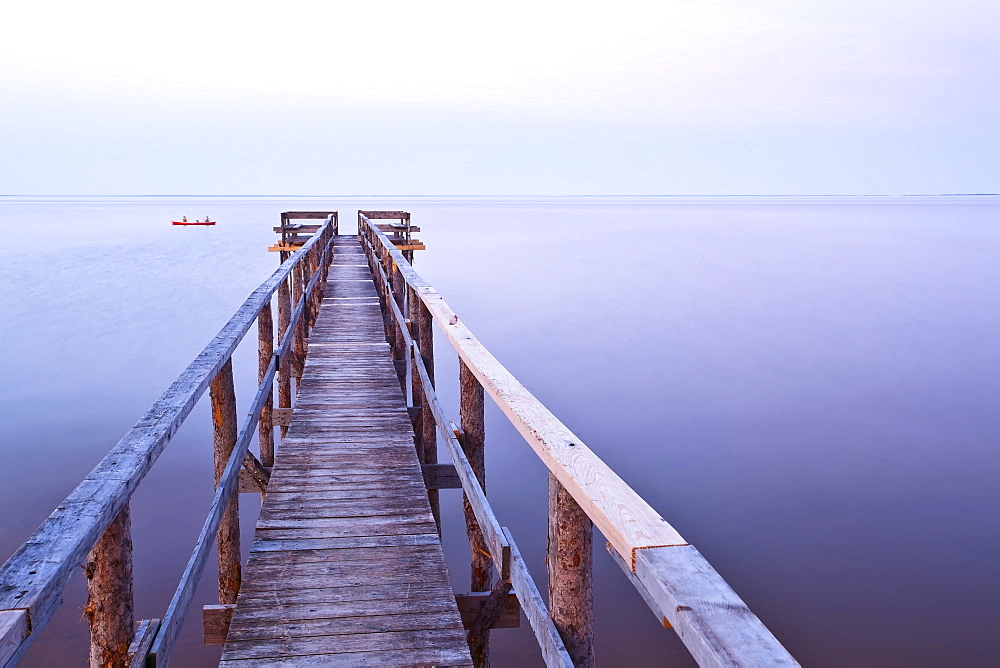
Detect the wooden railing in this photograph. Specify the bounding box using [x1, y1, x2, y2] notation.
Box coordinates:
[359, 213, 798, 667]
[358, 216, 573, 668]
[0, 214, 338, 667]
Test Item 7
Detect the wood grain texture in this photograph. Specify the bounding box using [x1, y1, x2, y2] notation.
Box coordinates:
[548, 474, 594, 667]
[126, 618, 159, 668]
[210, 359, 242, 605]
[83, 502, 134, 667]
[418, 286, 686, 563]
[460, 360, 491, 593]
[277, 271, 292, 438]
[455, 592, 520, 630]
[257, 300, 275, 468]
[221, 236, 470, 666]
[0, 610, 28, 666]
[203, 604, 235, 645]
[633, 546, 798, 667]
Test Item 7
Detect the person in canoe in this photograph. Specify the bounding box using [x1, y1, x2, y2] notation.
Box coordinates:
[182, 216, 188, 222]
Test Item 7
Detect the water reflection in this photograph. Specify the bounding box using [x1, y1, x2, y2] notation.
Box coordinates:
[1, 197, 998, 666]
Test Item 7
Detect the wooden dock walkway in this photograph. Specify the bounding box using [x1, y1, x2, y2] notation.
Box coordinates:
[0, 211, 796, 668]
[219, 236, 471, 665]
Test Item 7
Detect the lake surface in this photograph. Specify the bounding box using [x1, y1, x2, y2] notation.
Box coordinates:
[1, 196, 998, 665]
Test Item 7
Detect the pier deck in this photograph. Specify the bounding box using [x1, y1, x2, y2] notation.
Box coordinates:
[220, 236, 471, 665]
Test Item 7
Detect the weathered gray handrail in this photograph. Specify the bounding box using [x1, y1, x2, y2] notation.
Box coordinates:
[359, 214, 797, 666]
[0, 215, 336, 666]
[148, 225, 336, 665]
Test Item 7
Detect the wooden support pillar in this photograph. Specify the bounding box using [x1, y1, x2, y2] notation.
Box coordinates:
[277, 273, 292, 438]
[257, 301, 274, 470]
[467, 578, 514, 668]
[84, 502, 134, 668]
[308, 246, 321, 326]
[459, 361, 491, 588]
[416, 297, 439, 532]
[210, 359, 241, 605]
[380, 253, 393, 341]
[291, 263, 304, 388]
[390, 263, 406, 388]
[547, 474, 595, 667]
[407, 287, 425, 463]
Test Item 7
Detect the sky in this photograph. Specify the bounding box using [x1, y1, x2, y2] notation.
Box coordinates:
[1, 0, 997, 195]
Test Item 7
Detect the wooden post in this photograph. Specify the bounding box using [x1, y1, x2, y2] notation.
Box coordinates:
[277, 273, 292, 438]
[313, 243, 324, 319]
[548, 474, 595, 667]
[390, 262, 406, 386]
[460, 359, 491, 666]
[307, 247, 320, 327]
[83, 502, 134, 668]
[416, 297, 440, 531]
[460, 360, 489, 589]
[408, 287, 425, 464]
[210, 358, 241, 604]
[257, 301, 274, 470]
[291, 262, 304, 388]
[468, 578, 514, 667]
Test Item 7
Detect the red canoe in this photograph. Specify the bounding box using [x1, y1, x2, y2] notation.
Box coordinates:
[172, 220, 216, 226]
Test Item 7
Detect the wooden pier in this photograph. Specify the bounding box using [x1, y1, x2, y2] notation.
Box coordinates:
[219, 237, 470, 665]
[0, 210, 797, 667]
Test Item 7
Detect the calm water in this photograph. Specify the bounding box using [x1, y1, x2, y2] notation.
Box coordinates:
[1, 196, 998, 666]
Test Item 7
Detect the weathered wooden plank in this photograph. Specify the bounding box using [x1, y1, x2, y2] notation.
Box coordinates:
[632, 546, 799, 667]
[423, 463, 461, 489]
[227, 610, 465, 643]
[248, 533, 441, 554]
[234, 581, 454, 609]
[605, 543, 672, 628]
[0, 610, 28, 666]
[272, 406, 292, 427]
[254, 515, 437, 532]
[456, 591, 520, 630]
[126, 618, 159, 668]
[230, 594, 461, 621]
[358, 210, 410, 220]
[220, 645, 471, 666]
[258, 499, 431, 521]
[281, 211, 338, 220]
[222, 627, 469, 661]
[203, 604, 235, 645]
[245, 544, 449, 569]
